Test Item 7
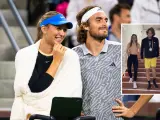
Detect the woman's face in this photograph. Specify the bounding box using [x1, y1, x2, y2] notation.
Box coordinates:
[42, 24, 67, 45]
[132, 35, 137, 42]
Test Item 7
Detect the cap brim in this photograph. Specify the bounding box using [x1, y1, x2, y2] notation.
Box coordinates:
[50, 21, 73, 29]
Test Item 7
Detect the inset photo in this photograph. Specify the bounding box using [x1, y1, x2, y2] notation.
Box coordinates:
[122, 24, 160, 94]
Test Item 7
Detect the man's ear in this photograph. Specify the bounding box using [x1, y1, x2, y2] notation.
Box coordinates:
[84, 26, 89, 31]
[113, 14, 120, 23]
[82, 23, 89, 31]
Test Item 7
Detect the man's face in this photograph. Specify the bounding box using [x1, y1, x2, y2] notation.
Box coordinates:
[147, 30, 153, 38]
[119, 8, 131, 24]
[87, 12, 108, 42]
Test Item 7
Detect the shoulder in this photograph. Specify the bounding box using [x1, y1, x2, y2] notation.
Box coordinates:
[72, 45, 84, 56]
[127, 42, 130, 47]
[153, 37, 159, 40]
[107, 40, 121, 46]
[142, 37, 147, 41]
[72, 44, 83, 51]
[65, 47, 79, 59]
[15, 44, 36, 60]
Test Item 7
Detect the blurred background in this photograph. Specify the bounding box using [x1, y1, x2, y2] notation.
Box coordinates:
[0, 0, 160, 120]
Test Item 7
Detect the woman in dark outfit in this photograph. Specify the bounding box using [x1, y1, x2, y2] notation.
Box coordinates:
[126, 34, 140, 88]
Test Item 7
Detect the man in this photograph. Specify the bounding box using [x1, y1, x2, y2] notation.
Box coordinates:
[108, 3, 131, 42]
[73, 6, 154, 120]
[141, 27, 159, 89]
[66, 0, 118, 47]
[73, 5, 127, 120]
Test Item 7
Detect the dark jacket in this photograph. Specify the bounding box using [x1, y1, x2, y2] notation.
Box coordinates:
[141, 37, 159, 59]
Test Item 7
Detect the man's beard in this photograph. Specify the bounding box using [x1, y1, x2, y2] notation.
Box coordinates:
[89, 30, 108, 42]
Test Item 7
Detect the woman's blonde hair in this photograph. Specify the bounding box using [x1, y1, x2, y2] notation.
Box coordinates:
[35, 11, 59, 42]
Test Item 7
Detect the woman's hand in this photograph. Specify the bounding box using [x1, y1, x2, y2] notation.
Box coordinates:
[112, 99, 135, 118]
[127, 48, 131, 56]
[46, 42, 66, 78]
[53, 42, 66, 63]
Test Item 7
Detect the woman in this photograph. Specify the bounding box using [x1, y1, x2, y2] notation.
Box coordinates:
[10, 11, 82, 120]
[126, 34, 140, 89]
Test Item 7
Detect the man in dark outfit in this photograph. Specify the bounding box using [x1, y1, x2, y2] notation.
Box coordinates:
[141, 27, 159, 89]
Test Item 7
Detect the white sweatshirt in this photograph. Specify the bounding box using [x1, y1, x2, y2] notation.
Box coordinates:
[10, 40, 82, 120]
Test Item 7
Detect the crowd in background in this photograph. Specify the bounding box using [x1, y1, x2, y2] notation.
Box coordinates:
[27, 0, 160, 46]
[26, 0, 160, 102]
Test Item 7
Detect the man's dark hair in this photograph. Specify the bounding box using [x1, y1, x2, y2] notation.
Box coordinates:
[146, 27, 155, 37]
[109, 3, 131, 23]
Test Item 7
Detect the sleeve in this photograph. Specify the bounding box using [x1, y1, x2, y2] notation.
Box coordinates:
[140, 40, 144, 59]
[131, 0, 143, 23]
[157, 38, 159, 57]
[28, 73, 54, 92]
[63, 51, 82, 97]
[70, 52, 82, 97]
[10, 52, 25, 120]
[10, 97, 25, 120]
